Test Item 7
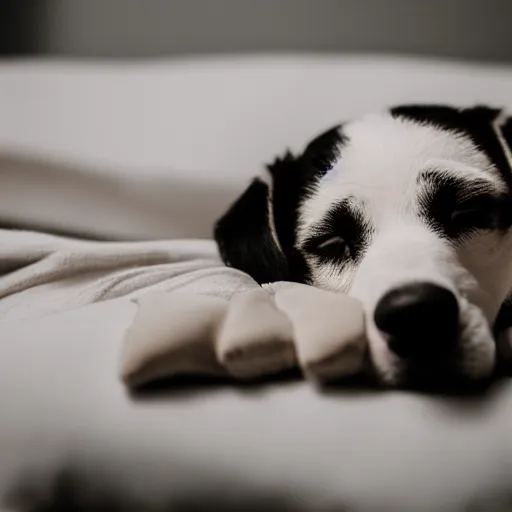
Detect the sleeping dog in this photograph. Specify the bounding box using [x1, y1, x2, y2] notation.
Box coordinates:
[214, 105, 512, 388]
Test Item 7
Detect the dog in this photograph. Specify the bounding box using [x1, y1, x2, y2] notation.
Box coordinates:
[214, 105, 512, 388]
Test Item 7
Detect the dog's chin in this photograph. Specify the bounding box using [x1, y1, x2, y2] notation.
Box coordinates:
[366, 299, 497, 390]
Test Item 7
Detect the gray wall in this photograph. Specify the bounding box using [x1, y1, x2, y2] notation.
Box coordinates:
[3, 0, 512, 62]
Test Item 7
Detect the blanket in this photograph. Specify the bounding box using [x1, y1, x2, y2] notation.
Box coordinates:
[0, 229, 367, 388]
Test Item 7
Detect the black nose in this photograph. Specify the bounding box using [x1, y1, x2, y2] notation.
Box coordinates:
[373, 282, 459, 360]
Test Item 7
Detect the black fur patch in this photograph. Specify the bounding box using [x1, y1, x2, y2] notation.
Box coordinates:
[494, 298, 512, 334]
[302, 199, 371, 264]
[268, 125, 344, 253]
[214, 178, 289, 284]
[391, 105, 512, 190]
[267, 125, 346, 281]
[300, 125, 344, 177]
[418, 170, 512, 240]
[214, 125, 346, 285]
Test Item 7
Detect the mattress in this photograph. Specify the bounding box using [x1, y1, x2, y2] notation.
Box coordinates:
[1, 55, 512, 511]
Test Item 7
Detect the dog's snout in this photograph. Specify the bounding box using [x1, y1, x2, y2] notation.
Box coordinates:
[374, 282, 459, 360]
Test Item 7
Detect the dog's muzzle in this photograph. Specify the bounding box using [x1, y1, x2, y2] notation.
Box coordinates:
[348, 224, 497, 387]
[367, 280, 496, 389]
[374, 282, 459, 361]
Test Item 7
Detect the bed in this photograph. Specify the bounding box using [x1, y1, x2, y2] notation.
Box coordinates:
[1, 55, 512, 511]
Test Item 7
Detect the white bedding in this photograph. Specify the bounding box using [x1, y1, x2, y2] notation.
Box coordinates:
[1, 55, 512, 511]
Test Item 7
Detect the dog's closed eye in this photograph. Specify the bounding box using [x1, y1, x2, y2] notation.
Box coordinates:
[301, 199, 371, 263]
[419, 171, 505, 238]
[434, 192, 502, 239]
[311, 235, 351, 259]
[449, 194, 497, 232]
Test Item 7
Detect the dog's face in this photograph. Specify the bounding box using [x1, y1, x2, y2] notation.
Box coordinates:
[215, 105, 512, 387]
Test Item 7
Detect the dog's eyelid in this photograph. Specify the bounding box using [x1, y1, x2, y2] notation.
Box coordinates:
[317, 235, 346, 249]
[302, 233, 351, 260]
[301, 232, 346, 250]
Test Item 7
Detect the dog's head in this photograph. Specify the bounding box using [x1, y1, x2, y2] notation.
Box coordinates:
[215, 105, 512, 387]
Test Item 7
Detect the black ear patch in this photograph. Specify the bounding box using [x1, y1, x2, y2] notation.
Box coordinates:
[214, 178, 290, 284]
[214, 125, 345, 285]
[301, 125, 344, 176]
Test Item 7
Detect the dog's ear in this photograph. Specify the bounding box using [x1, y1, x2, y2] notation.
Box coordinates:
[214, 126, 344, 284]
[214, 148, 314, 284]
[214, 176, 290, 285]
[458, 107, 512, 229]
[460, 106, 512, 181]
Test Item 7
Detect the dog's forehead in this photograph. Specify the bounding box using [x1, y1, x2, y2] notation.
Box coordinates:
[343, 113, 491, 168]
[299, 113, 499, 234]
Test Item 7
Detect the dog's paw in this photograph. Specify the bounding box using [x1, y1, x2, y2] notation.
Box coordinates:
[271, 282, 367, 383]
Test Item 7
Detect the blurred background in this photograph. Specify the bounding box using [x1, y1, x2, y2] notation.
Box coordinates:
[1, 0, 511, 241]
[2, 0, 512, 61]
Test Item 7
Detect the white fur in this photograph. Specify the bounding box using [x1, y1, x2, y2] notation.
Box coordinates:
[295, 113, 512, 386]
